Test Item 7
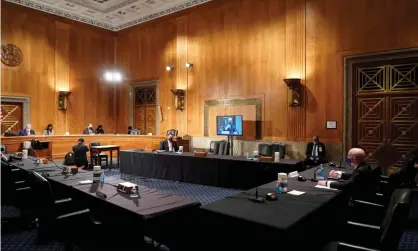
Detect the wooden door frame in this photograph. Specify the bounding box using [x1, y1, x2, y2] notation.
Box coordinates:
[343, 48, 418, 158]
[128, 80, 160, 135]
[1, 95, 31, 127]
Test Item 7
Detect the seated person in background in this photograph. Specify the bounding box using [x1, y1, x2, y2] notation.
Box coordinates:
[128, 126, 133, 135]
[82, 123, 96, 135]
[96, 125, 104, 134]
[72, 138, 89, 168]
[42, 124, 54, 135]
[159, 132, 178, 152]
[18, 124, 35, 136]
[397, 154, 418, 188]
[304, 136, 326, 167]
[318, 148, 373, 199]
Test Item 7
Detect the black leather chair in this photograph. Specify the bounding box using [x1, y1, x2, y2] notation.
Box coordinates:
[28, 171, 100, 249]
[217, 140, 230, 155]
[1, 144, 7, 154]
[89, 142, 108, 167]
[258, 143, 273, 157]
[272, 143, 286, 159]
[209, 141, 217, 154]
[323, 188, 411, 251]
[166, 129, 178, 136]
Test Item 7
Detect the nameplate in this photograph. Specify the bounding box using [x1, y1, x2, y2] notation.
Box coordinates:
[96, 191, 107, 199]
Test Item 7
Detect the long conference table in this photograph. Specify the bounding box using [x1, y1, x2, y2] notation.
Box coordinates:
[195, 166, 350, 250]
[120, 150, 303, 190]
[1, 135, 190, 159]
[7, 157, 201, 248]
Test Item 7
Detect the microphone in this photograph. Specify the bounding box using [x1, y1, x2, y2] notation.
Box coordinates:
[248, 165, 269, 203]
[338, 157, 344, 168]
[48, 158, 69, 174]
[29, 148, 41, 165]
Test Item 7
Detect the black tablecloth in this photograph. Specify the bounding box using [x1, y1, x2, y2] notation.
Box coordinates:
[196, 166, 350, 250]
[8, 158, 201, 220]
[120, 150, 302, 189]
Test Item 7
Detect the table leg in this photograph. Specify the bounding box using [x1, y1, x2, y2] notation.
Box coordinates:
[117, 148, 120, 167]
[110, 150, 113, 169]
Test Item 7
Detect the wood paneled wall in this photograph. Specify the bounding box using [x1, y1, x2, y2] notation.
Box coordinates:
[1, 2, 116, 135]
[3, 0, 418, 144]
[116, 0, 418, 143]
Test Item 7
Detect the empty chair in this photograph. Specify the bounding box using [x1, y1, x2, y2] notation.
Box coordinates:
[272, 143, 286, 159]
[1, 144, 7, 154]
[258, 143, 273, 157]
[209, 141, 217, 154]
[90, 142, 109, 167]
[166, 129, 178, 136]
[322, 188, 412, 251]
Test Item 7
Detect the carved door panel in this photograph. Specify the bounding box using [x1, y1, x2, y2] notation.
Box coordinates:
[1, 102, 23, 133]
[145, 107, 156, 135]
[134, 86, 157, 134]
[353, 59, 418, 173]
[355, 97, 387, 166]
[387, 96, 418, 170]
[134, 107, 145, 132]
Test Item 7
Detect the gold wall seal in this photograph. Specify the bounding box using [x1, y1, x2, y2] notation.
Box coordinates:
[1, 44, 23, 67]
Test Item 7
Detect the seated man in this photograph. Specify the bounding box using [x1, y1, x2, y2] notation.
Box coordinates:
[72, 138, 89, 168]
[318, 148, 374, 200]
[304, 136, 326, 167]
[18, 124, 35, 136]
[159, 132, 178, 152]
[82, 123, 96, 135]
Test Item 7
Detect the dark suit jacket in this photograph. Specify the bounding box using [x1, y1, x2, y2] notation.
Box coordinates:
[397, 158, 418, 188]
[72, 144, 89, 167]
[306, 142, 326, 159]
[330, 162, 374, 199]
[18, 129, 35, 136]
[82, 128, 96, 135]
[159, 140, 178, 152]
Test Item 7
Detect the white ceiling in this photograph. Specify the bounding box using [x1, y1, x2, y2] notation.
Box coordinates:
[6, 0, 211, 31]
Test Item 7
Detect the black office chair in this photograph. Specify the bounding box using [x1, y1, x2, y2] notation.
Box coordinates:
[28, 171, 99, 249]
[89, 142, 108, 167]
[1, 144, 7, 154]
[209, 141, 217, 154]
[258, 143, 273, 157]
[166, 129, 178, 136]
[272, 142, 286, 159]
[322, 188, 411, 251]
[217, 140, 230, 156]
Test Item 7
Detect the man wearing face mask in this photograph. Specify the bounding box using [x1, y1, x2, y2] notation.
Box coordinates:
[304, 136, 327, 168]
[159, 132, 179, 152]
[318, 148, 374, 199]
[82, 123, 96, 135]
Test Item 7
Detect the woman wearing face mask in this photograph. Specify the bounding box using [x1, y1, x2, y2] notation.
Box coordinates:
[42, 124, 54, 135]
[96, 125, 105, 134]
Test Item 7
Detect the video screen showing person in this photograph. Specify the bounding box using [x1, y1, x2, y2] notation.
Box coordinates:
[216, 115, 243, 136]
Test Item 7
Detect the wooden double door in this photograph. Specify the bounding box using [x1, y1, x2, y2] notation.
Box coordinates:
[134, 86, 157, 135]
[353, 59, 418, 173]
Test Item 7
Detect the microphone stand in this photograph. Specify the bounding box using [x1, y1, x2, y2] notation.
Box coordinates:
[248, 158, 266, 203]
[29, 148, 41, 165]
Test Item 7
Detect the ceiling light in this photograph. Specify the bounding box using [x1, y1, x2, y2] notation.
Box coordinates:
[104, 72, 113, 81]
[166, 65, 173, 71]
[185, 62, 193, 68]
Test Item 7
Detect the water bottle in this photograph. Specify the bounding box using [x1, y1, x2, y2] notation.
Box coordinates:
[275, 181, 281, 194]
[100, 169, 105, 183]
[130, 186, 138, 198]
[320, 164, 325, 178]
[316, 165, 324, 180]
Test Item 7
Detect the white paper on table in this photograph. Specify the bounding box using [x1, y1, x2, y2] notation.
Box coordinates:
[288, 190, 305, 196]
[315, 185, 338, 191]
[78, 180, 93, 184]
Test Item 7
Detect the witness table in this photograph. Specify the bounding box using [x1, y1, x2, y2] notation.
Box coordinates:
[120, 150, 303, 189]
[197, 166, 350, 250]
[90, 145, 120, 168]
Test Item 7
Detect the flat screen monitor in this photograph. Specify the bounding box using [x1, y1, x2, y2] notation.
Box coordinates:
[216, 115, 243, 136]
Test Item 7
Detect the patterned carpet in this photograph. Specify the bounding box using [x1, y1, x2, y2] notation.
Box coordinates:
[2, 166, 418, 251]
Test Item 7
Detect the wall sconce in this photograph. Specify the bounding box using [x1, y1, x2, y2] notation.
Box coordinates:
[166, 65, 174, 71]
[171, 89, 185, 111]
[58, 91, 72, 110]
[185, 62, 193, 68]
[283, 78, 301, 107]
